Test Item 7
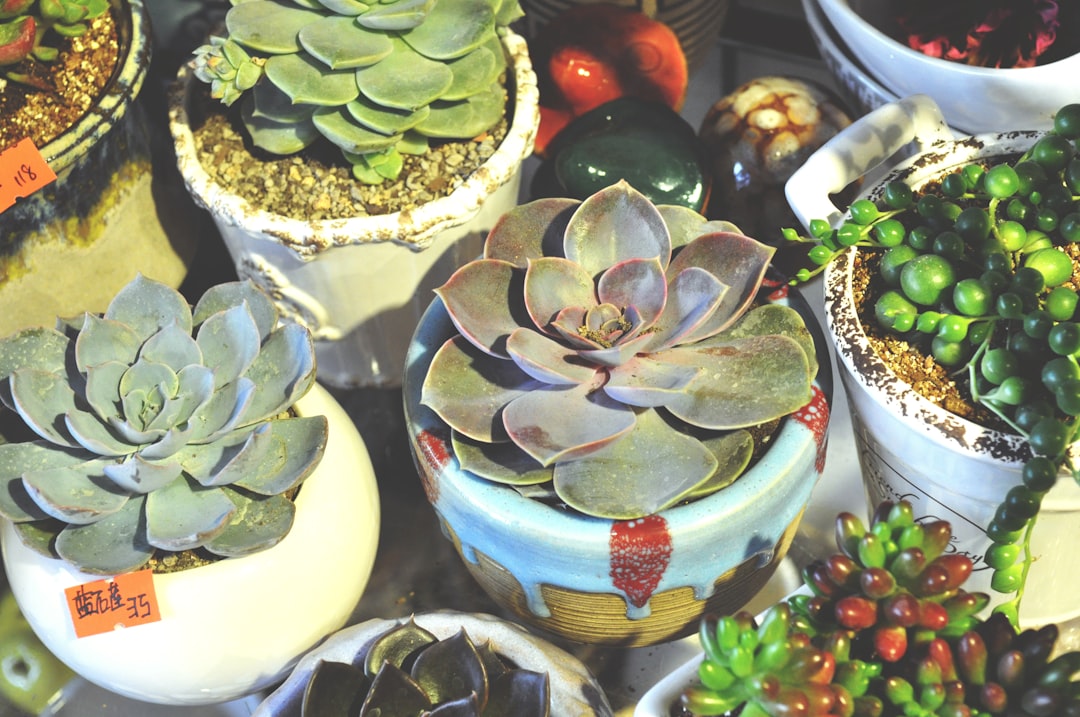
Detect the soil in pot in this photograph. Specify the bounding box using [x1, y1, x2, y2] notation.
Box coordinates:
[0, 12, 120, 153]
[185, 75, 511, 221]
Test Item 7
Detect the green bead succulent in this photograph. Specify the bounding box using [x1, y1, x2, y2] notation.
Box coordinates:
[681, 501, 1080, 717]
[0, 0, 108, 86]
[190, 0, 524, 184]
[0, 275, 327, 575]
[300, 618, 550, 716]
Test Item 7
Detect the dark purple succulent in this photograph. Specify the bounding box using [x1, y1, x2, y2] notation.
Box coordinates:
[421, 181, 817, 519]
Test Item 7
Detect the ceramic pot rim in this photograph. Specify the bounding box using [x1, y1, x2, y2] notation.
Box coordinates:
[821, 128, 1078, 470]
[167, 28, 540, 259]
[404, 282, 833, 541]
[252, 610, 613, 717]
[43, 0, 149, 173]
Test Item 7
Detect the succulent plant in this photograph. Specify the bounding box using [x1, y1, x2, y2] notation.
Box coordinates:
[681, 501, 1080, 717]
[420, 180, 818, 519]
[190, 0, 523, 184]
[300, 617, 550, 716]
[0, 0, 108, 83]
[0, 274, 327, 575]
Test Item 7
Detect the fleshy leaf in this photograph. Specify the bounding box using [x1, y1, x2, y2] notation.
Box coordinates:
[410, 629, 487, 705]
[226, 0, 323, 54]
[104, 274, 193, 344]
[443, 41, 499, 101]
[452, 431, 552, 486]
[658, 204, 741, 249]
[241, 93, 320, 154]
[0, 326, 68, 383]
[436, 260, 525, 357]
[553, 408, 718, 519]
[365, 619, 437, 675]
[487, 670, 551, 717]
[564, 181, 671, 277]
[195, 303, 261, 389]
[604, 354, 702, 407]
[265, 51, 361, 106]
[74, 315, 141, 373]
[355, 0, 435, 30]
[54, 496, 155, 575]
[298, 15, 392, 69]
[503, 381, 635, 466]
[0, 442, 86, 521]
[231, 415, 328, 494]
[666, 232, 775, 340]
[355, 39, 453, 111]
[523, 257, 596, 331]
[346, 95, 429, 135]
[505, 328, 597, 386]
[22, 461, 129, 524]
[414, 83, 503, 138]
[421, 337, 540, 442]
[248, 78, 318, 124]
[662, 334, 812, 429]
[312, 106, 402, 153]
[645, 266, 727, 352]
[102, 453, 183, 494]
[236, 323, 316, 424]
[596, 257, 667, 332]
[398, 0, 493, 60]
[302, 660, 370, 717]
[684, 429, 754, 499]
[10, 370, 83, 448]
[144, 476, 235, 551]
[193, 280, 278, 340]
[722, 304, 819, 380]
[140, 324, 202, 373]
[483, 197, 578, 267]
[203, 490, 295, 557]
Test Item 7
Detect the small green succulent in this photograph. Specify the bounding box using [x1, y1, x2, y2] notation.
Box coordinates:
[682, 501, 1080, 717]
[191, 0, 524, 184]
[0, 0, 108, 85]
[301, 618, 550, 716]
[0, 275, 327, 575]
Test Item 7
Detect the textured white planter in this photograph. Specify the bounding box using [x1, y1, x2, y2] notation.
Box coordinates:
[168, 30, 540, 389]
[253, 611, 614, 717]
[786, 95, 1080, 628]
[0, 384, 381, 706]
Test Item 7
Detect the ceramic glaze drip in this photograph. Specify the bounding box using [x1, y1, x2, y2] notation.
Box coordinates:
[794, 386, 830, 472]
[416, 429, 452, 503]
[609, 515, 673, 618]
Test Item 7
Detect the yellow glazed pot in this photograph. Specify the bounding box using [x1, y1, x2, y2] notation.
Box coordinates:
[0, 0, 196, 337]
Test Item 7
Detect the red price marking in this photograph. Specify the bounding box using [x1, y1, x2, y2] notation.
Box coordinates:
[0, 137, 57, 213]
[64, 569, 162, 638]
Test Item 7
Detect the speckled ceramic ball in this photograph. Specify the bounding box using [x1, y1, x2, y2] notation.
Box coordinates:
[699, 76, 851, 267]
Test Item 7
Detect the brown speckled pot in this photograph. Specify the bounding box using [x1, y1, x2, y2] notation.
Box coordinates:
[786, 95, 1080, 628]
[168, 30, 540, 390]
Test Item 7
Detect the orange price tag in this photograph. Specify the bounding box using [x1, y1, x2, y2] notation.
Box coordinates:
[64, 569, 162, 638]
[0, 137, 57, 213]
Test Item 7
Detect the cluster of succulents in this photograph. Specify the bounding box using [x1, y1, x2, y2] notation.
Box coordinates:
[300, 618, 550, 716]
[190, 0, 523, 184]
[784, 102, 1080, 620]
[0, 0, 107, 81]
[0, 274, 327, 575]
[682, 501, 1080, 717]
[421, 180, 818, 520]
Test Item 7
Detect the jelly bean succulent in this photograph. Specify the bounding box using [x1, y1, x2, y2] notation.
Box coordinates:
[421, 180, 818, 520]
[299, 618, 550, 716]
[0, 275, 327, 575]
[190, 0, 522, 184]
[681, 500, 1080, 717]
[784, 102, 1080, 623]
[0, 0, 108, 86]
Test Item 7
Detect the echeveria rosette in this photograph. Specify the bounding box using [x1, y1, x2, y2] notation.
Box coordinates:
[191, 0, 524, 184]
[0, 275, 327, 575]
[421, 181, 817, 520]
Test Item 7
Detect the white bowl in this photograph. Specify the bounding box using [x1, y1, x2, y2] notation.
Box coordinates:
[817, 0, 1080, 133]
[801, 0, 897, 116]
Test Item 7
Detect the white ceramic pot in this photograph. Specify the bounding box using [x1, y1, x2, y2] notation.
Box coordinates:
[253, 610, 614, 717]
[404, 282, 833, 647]
[168, 30, 540, 390]
[785, 95, 1080, 628]
[0, 384, 381, 706]
[0, 0, 195, 338]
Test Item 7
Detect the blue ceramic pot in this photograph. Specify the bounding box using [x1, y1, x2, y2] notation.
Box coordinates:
[404, 278, 833, 647]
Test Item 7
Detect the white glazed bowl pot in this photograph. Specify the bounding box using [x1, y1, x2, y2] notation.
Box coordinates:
[785, 95, 1080, 628]
[816, 0, 1080, 134]
[0, 384, 381, 706]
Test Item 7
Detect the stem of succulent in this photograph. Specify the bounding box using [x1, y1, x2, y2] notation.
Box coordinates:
[785, 103, 1080, 628]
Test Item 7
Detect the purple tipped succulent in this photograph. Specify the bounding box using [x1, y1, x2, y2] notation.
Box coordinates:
[421, 181, 817, 520]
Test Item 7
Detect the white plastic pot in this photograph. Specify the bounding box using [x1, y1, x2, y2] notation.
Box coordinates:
[0, 384, 381, 706]
[785, 94, 1080, 627]
[168, 30, 540, 389]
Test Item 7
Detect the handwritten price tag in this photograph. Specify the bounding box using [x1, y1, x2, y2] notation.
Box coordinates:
[0, 138, 57, 213]
[64, 569, 162, 638]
